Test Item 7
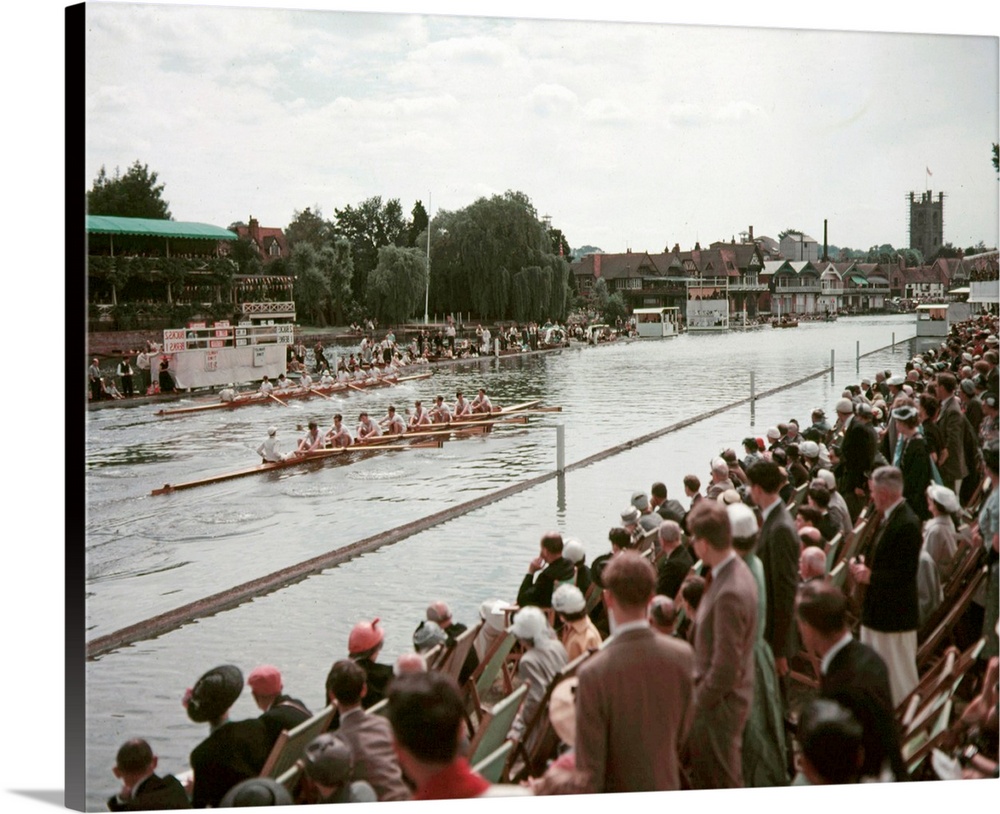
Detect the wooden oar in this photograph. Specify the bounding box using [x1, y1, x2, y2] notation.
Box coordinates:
[151, 439, 441, 495]
[347, 382, 366, 393]
[268, 393, 289, 407]
[309, 388, 334, 401]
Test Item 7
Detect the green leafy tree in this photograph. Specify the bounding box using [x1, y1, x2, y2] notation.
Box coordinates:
[285, 206, 333, 250]
[229, 237, 263, 275]
[777, 228, 803, 240]
[87, 160, 171, 219]
[407, 200, 429, 248]
[428, 190, 552, 319]
[289, 243, 330, 326]
[603, 292, 627, 326]
[573, 245, 603, 261]
[366, 245, 427, 324]
[334, 197, 408, 305]
[320, 239, 354, 324]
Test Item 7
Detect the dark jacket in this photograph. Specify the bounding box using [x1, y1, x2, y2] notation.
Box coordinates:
[517, 556, 576, 608]
[190, 719, 271, 809]
[756, 500, 800, 660]
[897, 433, 933, 522]
[821, 639, 908, 780]
[861, 501, 922, 632]
[259, 695, 312, 746]
[107, 773, 192, 811]
[656, 545, 694, 600]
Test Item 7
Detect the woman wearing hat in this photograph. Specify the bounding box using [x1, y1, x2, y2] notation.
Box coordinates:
[348, 618, 393, 710]
[923, 484, 961, 578]
[974, 442, 999, 660]
[891, 400, 934, 522]
[185, 665, 272, 809]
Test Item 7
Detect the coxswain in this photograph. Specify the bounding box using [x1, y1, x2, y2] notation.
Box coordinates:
[471, 388, 493, 414]
[430, 395, 452, 424]
[296, 420, 324, 453]
[325, 414, 353, 448]
[357, 411, 383, 442]
[219, 387, 237, 402]
[259, 375, 274, 395]
[256, 426, 288, 463]
[453, 390, 472, 418]
[319, 369, 335, 386]
[409, 400, 432, 428]
[380, 405, 407, 437]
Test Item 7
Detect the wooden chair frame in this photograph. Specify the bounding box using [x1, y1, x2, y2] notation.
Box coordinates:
[916, 566, 988, 669]
[467, 683, 527, 766]
[259, 704, 336, 779]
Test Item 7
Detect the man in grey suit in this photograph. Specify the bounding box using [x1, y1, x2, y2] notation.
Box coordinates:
[935, 372, 969, 493]
[685, 500, 758, 789]
[575, 550, 694, 793]
[325, 659, 411, 802]
[747, 460, 800, 684]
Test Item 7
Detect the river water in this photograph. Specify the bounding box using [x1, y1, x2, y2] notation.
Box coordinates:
[82, 313, 916, 809]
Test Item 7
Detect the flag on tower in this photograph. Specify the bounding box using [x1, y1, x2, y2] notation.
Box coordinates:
[926, 166, 933, 176]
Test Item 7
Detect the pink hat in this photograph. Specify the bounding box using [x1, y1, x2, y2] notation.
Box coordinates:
[247, 664, 282, 696]
[348, 618, 385, 655]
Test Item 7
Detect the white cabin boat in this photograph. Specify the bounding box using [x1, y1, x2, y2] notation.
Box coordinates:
[633, 307, 683, 338]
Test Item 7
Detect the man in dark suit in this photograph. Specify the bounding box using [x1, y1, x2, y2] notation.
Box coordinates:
[685, 501, 758, 789]
[849, 465, 922, 706]
[516, 531, 576, 608]
[575, 550, 694, 792]
[655, 519, 694, 599]
[795, 582, 907, 780]
[108, 738, 191, 810]
[747, 461, 799, 685]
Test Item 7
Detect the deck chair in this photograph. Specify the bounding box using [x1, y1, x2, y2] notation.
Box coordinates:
[434, 623, 481, 685]
[470, 740, 514, 783]
[466, 632, 518, 722]
[275, 762, 303, 797]
[367, 697, 389, 717]
[468, 683, 527, 766]
[916, 565, 987, 669]
[902, 697, 954, 777]
[259, 704, 336, 779]
[827, 559, 848, 593]
[823, 531, 843, 574]
[582, 582, 603, 616]
[507, 649, 595, 783]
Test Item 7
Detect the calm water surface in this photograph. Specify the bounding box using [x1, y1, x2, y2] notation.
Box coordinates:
[82, 314, 915, 809]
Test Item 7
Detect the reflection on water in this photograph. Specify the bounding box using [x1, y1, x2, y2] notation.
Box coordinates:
[81, 315, 916, 809]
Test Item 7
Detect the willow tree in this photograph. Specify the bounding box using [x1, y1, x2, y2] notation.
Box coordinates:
[366, 245, 427, 325]
[289, 243, 331, 326]
[428, 190, 560, 320]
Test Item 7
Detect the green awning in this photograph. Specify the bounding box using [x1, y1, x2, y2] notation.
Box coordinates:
[848, 274, 867, 284]
[86, 215, 237, 241]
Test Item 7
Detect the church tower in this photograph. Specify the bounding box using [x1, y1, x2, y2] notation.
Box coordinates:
[908, 190, 944, 259]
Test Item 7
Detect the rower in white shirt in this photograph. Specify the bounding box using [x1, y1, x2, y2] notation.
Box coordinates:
[256, 426, 288, 463]
[471, 388, 492, 414]
[259, 375, 274, 395]
[380, 405, 407, 437]
[409, 400, 432, 428]
[357, 411, 383, 442]
[454, 390, 472, 418]
[430, 395, 452, 424]
[325, 414, 353, 448]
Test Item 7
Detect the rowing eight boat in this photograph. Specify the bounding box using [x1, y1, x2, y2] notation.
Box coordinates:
[150, 437, 443, 495]
[149, 400, 553, 495]
[155, 372, 432, 416]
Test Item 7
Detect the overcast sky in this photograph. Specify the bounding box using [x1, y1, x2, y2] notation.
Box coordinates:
[83, 2, 998, 256]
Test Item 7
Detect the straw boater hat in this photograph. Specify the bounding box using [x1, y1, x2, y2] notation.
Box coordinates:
[548, 677, 579, 747]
